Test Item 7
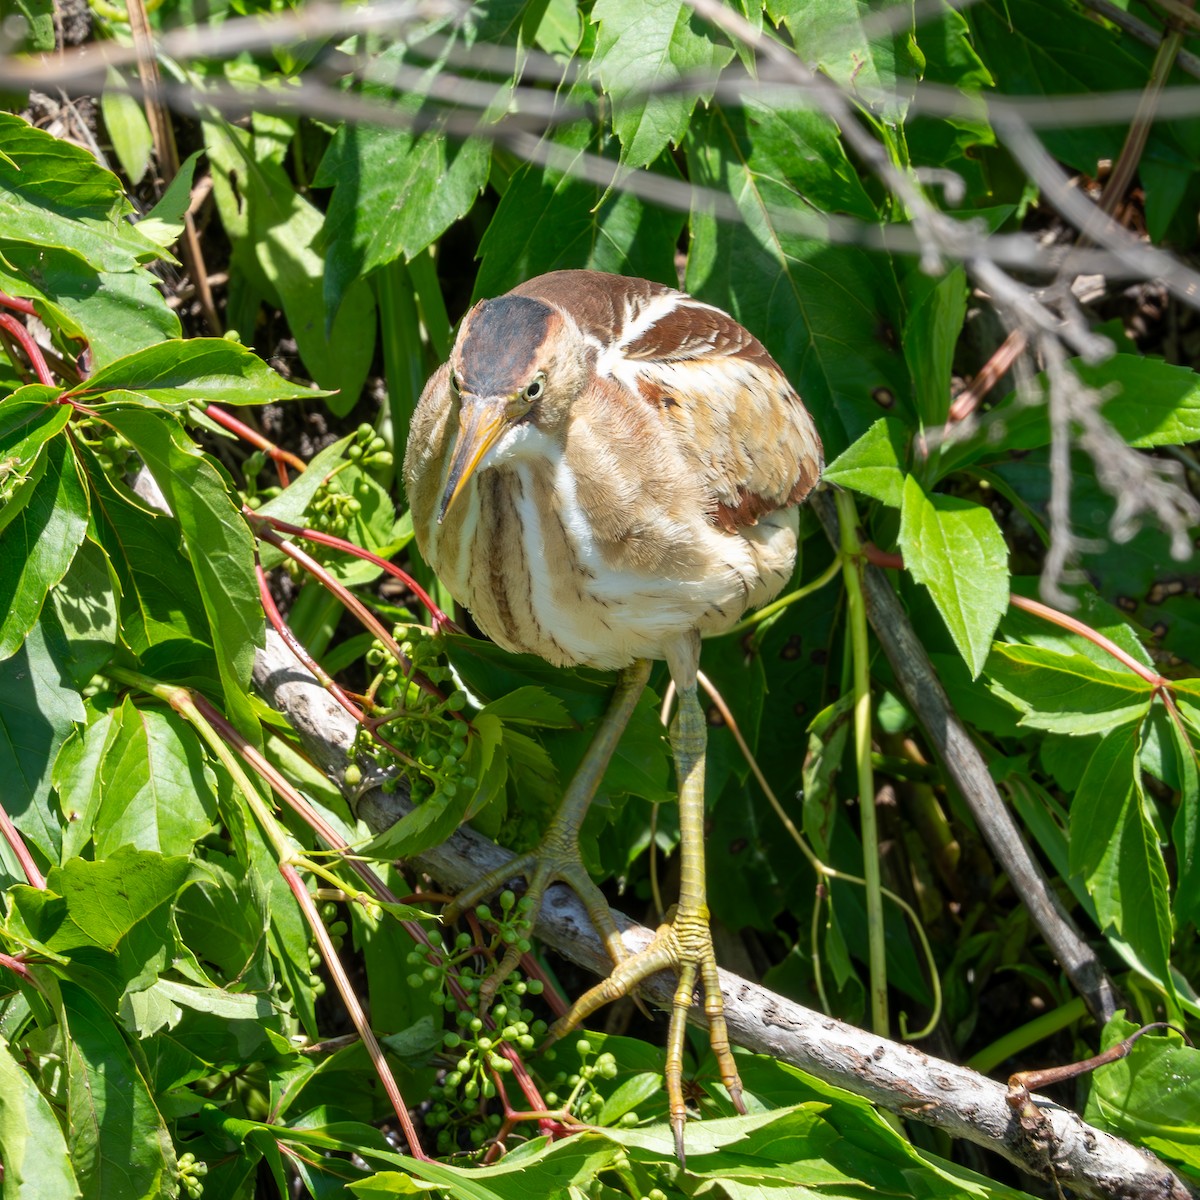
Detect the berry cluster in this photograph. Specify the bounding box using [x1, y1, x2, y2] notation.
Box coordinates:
[176, 1151, 208, 1198]
[353, 627, 477, 808]
[406, 892, 547, 1154]
[539, 1036, 621, 1122]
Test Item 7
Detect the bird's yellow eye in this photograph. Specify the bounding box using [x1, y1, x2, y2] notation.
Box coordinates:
[523, 375, 545, 402]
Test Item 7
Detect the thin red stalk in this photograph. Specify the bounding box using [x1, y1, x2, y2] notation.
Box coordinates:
[0, 805, 45, 889]
[947, 330, 1027, 424]
[1009, 593, 1168, 689]
[250, 510, 453, 631]
[256, 561, 365, 724]
[254, 526, 409, 665]
[281, 861, 431, 1161]
[862, 543, 1169, 690]
[0, 291, 37, 317]
[206, 404, 306, 473]
[0, 313, 54, 386]
[0, 953, 33, 981]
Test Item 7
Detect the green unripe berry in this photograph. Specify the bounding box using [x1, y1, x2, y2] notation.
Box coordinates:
[406, 973, 424, 989]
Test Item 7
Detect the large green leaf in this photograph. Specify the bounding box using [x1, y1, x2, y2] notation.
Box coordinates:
[102, 408, 262, 733]
[0, 1035, 81, 1200]
[1085, 1016, 1200, 1170]
[985, 643, 1153, 735]
[1070, 725, 1173, 985]
[821, 418, 907, 506]
[0, 387, 70, 537]
[591, 0, 734, 168]
[71, 338, 322, 408]
[475, 122, 685, 299]
[898, 477, 1009, 677]
[61, 982, 177, 1200]
[0, 436, 88, 660]
[317, 91, 491, 322]
[0, 611, 84, 860]
[769, 0, 922, 127]
[684, 100, 901, 455]
[0, 112, 165, 273]
[939, 355, 1200, 476]
[55, 698, 219, 860]
[0, 240, 180, 367]
[81, 443, 213, 665]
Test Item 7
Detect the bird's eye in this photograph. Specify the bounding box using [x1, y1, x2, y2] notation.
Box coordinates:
[523, 376, 545, 402]
[449, 371, 462, 395]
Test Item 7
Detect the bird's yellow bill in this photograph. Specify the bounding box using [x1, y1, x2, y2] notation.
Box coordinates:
[438, 403, 506, 523]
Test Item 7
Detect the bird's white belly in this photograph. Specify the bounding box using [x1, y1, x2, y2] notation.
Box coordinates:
[447, 457, 797, 671]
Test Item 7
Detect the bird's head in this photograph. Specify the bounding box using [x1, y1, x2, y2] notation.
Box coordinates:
[437, 293, 589, 523]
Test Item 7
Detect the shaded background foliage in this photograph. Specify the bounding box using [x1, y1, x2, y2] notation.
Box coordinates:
[0, 0, 1198, 1197]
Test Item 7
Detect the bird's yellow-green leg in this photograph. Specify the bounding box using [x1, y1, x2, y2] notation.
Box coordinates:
[546, 678, 746, 1165]
[445, 660, 653, 994]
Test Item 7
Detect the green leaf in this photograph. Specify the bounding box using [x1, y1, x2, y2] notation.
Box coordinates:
[985, 643, 1153, 735]
[49, 536, 121, 686]
[72, 338, 323, 408]
[475, 122, 685, 300]
[0, 610, 84, 859]
[1070, 726, 1173, 985]
[1169, 713, 1200, 928]
[902, 263, 968, 427]
[101, 408, 263, 733]
[137, 151, 203, 248]
[317, 89, 491, 323]
[685, 100, 900, 455]
[0, 436, 88, 660]
[81, 444, 213, 666]
[0, 1035, 81, 1200]
[477, 686, 573, 728]
[100, 69, 154, 185]
[939, 355, 1200, 475]
[56, 697, 219, 860]
[0, 240, 181, 367]
[0, 112, 165, 273]
[591, 0, 734, 168]
[821, 418, 907, 506]
[898, 477, 1009, 677]
[1085, 1016, 1200, 1169]
[49, 848, 192, 952]
[61, 983, 177, 1200]
[0, 389, 69, 536]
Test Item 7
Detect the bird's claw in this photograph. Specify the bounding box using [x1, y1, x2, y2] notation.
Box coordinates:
[547, 907, 746, 1166]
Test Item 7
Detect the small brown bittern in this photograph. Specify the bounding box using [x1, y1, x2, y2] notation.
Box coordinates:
[403, 270, 822, 1159]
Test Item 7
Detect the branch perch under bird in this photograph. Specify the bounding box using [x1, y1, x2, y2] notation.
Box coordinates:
[251, 630, 1196, 1200]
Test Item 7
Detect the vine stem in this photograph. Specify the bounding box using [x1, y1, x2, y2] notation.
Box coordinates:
[106, 667, 431, 1161]
[835, 490, 889, 1038]
[206, 404, 307, 475]
[697, 672, 941, 1039]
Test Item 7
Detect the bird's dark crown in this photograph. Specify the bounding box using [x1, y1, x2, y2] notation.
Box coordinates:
[457, 295, 555, 397]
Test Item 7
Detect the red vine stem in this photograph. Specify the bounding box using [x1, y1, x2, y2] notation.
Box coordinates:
[255, 560, 366, 724]
[862, 543, 1171, 692]
[0, 805, 45, 890]
[250, 509, 454, 632]
[0, 290, 37, 317]
[279, 860, 432, 1161]
[206, 404, 306, 475]
[0, 312, 54, 387]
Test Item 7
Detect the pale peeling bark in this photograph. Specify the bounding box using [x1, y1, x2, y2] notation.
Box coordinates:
[253, 629, 1194, 1200]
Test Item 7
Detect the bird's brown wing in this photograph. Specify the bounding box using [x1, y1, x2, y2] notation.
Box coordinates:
[510, 270, 823, 531]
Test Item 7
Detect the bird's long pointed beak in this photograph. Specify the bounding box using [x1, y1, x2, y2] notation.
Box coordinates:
[438, 401, 507, 524]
